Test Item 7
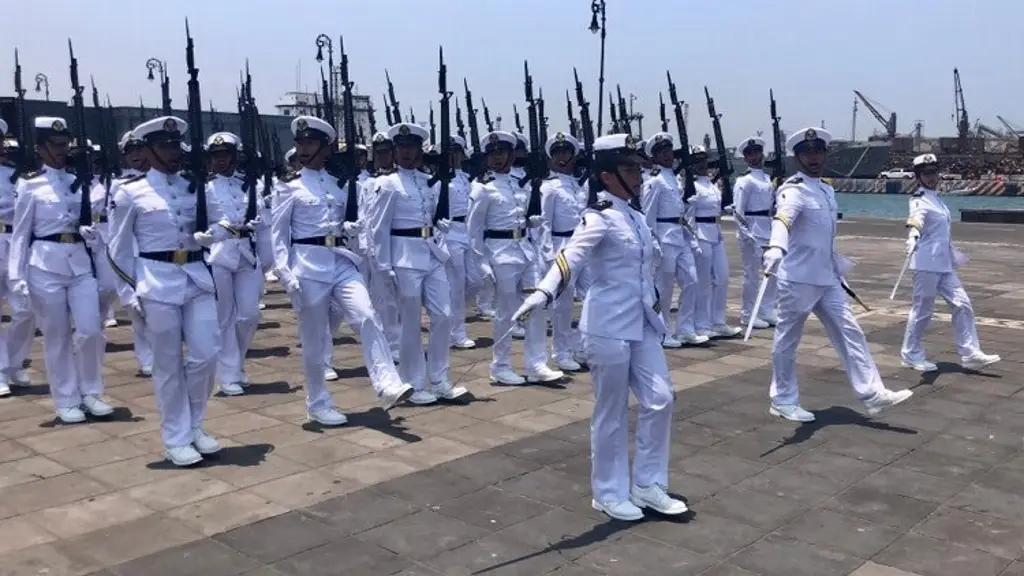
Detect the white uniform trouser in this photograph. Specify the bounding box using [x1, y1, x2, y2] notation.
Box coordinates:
[369, 265, 401, 356]
[658, 243, 698, 336]
[212, 262, 264, 384]
[901, 270, 980, 361]
[294, 256, 403, 413]
[584, 326, 673, 503]
[548, 261, 590, 362]
[28, 267, 103, 409]
[132, 307, 153, 370]
[447, 241, 471, 343]
[770, 279, 884, 406]
[694, 239, 729, 330]
[396, 261, 452, 389]
[492, 260, 546, 374]
[467, 249, 495, 314]
[0, 256, 35, 381]
[144, 280, 219, 447]
[739, 236, 776, 320]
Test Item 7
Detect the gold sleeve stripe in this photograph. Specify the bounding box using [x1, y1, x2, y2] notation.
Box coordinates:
[905, 218, 923, 231]
[773, 214, 792, 231]
[106, 250, 136, 289]
[555, 252, 571, 297]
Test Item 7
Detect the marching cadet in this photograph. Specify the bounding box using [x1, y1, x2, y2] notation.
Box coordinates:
[763, 127, 913, 422]
[368, 122, 464, 404]
[115, 131, 154, 377]
[641, 133, 706, 346]
[366, 133, 402, 361]
[107, 116, 220, 465]
[445, 135, 477, 350]
[508, 132, 533, 341]
[515, 133, 686, 521]
[900, 153, 1000, 371]
[468, 131, 563, 385]
[540, 131, 587, 371]
[204, 132, 265, 396]
[688, 145, 741, 338]
[271, 116, 413, 426]
[11, 117, 112, 422]
[0, 120, 36, 397]
[733, 137, 779, 328]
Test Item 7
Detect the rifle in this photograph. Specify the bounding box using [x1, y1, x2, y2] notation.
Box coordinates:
[513, 104, 523, 135]
[339, 36, 359, 224]
[667, 71, 696, 202]
[463, 79, 480, 152]
[185, 20, 208, 231]
[572, 67, 596, 199]
[537, 88, 548, 144]
[408, 107, 416, 124]
[431, 47, 451, 224]
[428, 102, 436, 146]
[566, 90, 578, 139]
[482, 99, 493, 132]
[659, 92, 669, 132]
[319, 66, 333, 128]
[521, 60, 543, 218]
[455, 97, 466, 141]
[160, 61, 172, 116]
[616, 85, 631, 136]
[383, 94, 394, 126]
[12, 49, 33, 180]
[90, 76, 112, 193]
[385, 71, 402, 124]
[67, 40, 93, 229]
[608, 92, 618, 133]
[769, 90, 785, 185]
[704, 86, 733, 208]
[240, 62, 259, 236]
[367, 97, 377, 137]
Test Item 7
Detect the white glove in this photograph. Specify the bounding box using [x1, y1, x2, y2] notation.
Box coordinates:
[435, 218, 451, 233]
[691, 240, 703, 256]
[652, 240, 663, 261]
[905, 236, 917, 255]
[245, 216, 262, 231]
[513, 290, 548, 323]
[78, 225, 98, 243]
[128, 298, 145, 319]
[284, 277, 301, 295]
[11, 280, 28, 297]
[527, 215, 544, 229]
[193, 230, 215, 248]
[513, 206, 526, 218]
[342, 221, 362, 235]
[763, 247, 783, 273]
[479, 263, 495, 284]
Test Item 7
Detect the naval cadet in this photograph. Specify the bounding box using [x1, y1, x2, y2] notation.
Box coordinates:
[106, 116, 221, 465]
[204, 132, 265, 396]
[0, 119, 36, 397]
[366, 132, 402, 362]
[515, 133, 687, 521]
[641, 133, 706, 347]
[733, 137, 779, 329]
[900, 153, 1000, 372]
[763, 127, 913, 422]
[368, 122, 463, 404]
[444, 135, 477, 350]
[9, 117, 112, 423]
[539, 131, 588, 371]
[271, 116, 413, 426]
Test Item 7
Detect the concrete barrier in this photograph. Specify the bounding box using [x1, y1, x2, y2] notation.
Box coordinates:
[830, 178, 1012, 196]
[960, 208, 1024, 223]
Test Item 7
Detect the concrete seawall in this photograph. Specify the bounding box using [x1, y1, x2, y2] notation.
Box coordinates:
[829, 178, 1017, 196]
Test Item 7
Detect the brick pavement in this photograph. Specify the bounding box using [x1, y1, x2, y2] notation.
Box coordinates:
[1, 217, 1023, 576]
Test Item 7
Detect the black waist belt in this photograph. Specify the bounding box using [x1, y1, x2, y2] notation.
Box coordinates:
[552, 230, 574, 238]
[292, 236, 340, 247]
[33, 233, 83, 244]
[451, 215, 466, 223]
[484, 229, 526, 240]
[140, 250, 204, 264]
[655, 217, 685, 224]
[391, 227, 433, 238]
[745, 210, 770, 217]
[695, 216, 718, 224]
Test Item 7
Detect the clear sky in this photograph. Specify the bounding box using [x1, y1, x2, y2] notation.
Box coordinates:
[4, 0, 1023, 145]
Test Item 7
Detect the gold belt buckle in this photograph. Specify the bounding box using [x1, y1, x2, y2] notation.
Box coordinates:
[59, 233, 76, 244]
[172, 250, 189, 265]
[512, 229, 522, 240]
[325, 235, 336, 248]
[420, 227, 431, 239]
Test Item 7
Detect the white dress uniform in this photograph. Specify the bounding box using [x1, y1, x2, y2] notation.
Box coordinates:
[469, 132, 562, 384]
[10, 119, 109, 423]
[114, 134, 153, 375]
[205, 136, 265, 395]
[368, 123, 457, 403]
[765, 127, 912, 422]
[446, 149, 476, 349]
[271, 116, 412, 426]
[516, 133, 686, 522]
[364, 144, 402, 359]
[640, 134, 703, 345]
[0, 160, 36, 395]
[688, 173, 738, 337]
[732, 139, 778, 326]
[539, 133, 588, 369]
[900, 154, 1000, 372]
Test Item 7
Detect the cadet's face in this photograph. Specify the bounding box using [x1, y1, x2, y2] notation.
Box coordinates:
[148, 141, 183, 172]
[654, 145, 674, 167]
[487, 146, 512, 171]
[919, 166, 940, 188]
[38, 136, 71, 168]
[210, 150, 235, 175]
[599, 160, 643, 196]
[551, 148, 575, 172]
[374, 148, 393, 168]
[796, 148, 826, 176]
[294, 137, 326, 167]
[356, 151, 368, 170]
[395, 141, 420, 168]
[743, 148, 764, 168]
[124, 147, 147, 171]
[692, 154, 709, 174]
[450, 147, 465, 166]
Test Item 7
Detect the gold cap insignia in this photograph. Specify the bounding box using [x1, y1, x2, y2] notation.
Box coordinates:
[163, 118, 178, 132]
[338, 141, 348, 151]
[555, 132, 565, 142]
[488, 133, 500, 144]
[398, 125, 411, 136]
[296, 118, 308, 131]
[51, 120, 65, 131]
[805, 128, 817, 141]
[373, 133, 386, 143]
[747, 139, 756, 148]
[624, 135, 637, 150]
[212, 135, 224, 145]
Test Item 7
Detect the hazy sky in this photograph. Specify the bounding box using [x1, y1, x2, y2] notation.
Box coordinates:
[4, 0, 1023, 145]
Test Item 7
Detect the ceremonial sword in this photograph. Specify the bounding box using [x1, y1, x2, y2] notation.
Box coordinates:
[890, 246, 916, 300]
[744, 271, 773, 342]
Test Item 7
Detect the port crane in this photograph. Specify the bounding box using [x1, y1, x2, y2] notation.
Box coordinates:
[853, 90, 897, 140]
[996, 115, 1024, 137]
[954, 68, 970, 148]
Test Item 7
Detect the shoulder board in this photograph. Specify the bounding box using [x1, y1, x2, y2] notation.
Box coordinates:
[911, 190, 924, 197]
[588, 200, 613, 211]
[119, 173, 147, 186]
[278, 171, 300, 183]
[783, 176, 803, 185]
[21, 169, 45, 180]
[543, 174, 558, 181]
[742, 168, 751, 176]
[649, 167, 661, 176]
[374, 167, 394, 177]
[476, 172, 495, 184]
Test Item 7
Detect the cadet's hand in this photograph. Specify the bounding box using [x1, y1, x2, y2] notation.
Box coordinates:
[128, 298, 145, 319]
[479, 263, 495, 284]
[78, 225, 98, 243]
[652, 240, 663, 261]
[193, 230, 216, 248]
[906, 229, 919, 255]
[245, 216, 262, 231]
[11, 280, 28, 297]
[284, 277, 301, 295]
[342, 221, 362, 235]
[763, 247, 783, 273]
[435, 218, 451, 233]
[691, 240, 703, 256]
[527, 215, 544, 229]
[514, 290, 548, 323]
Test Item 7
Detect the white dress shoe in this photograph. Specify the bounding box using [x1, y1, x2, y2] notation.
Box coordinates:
[592, 499, 644, 521]
[308, 408, 348, 426]
[379, 383, 414, 410]
[901, 359, 938, 372]
[662, 336, 683, 349]
[556, 358, 582, 372]
[433, 380, 468, 400]
[324, 367, 339, 381]
[863, 388, 913, 416]
[165, 445, 203, 467]
[490, 369, 526, 386]
[631, 484, 688, 515]
[743, 317, 769, 330]
[678, 332, 710, 345]
[511, 325, 526, 340]
[961, 352, 1000, 371]
[192, 428, 221, 455]
[104, 318, 119, 328]
[82, 395, 114, 417]
[0, 380, 10, 397]
[708, 324, 742, 338]
[10, 369, 30, 386]
[219, 381, 245, 396]
[770, 404, 816, 422]
[526, 366, 564, 383]
[409, 390, 439, 405]
[139, 365, 153, 377]
[56, 407, 86, 424]
[451, 337, 476, 349]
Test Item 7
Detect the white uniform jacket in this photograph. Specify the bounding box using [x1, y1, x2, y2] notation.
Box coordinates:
[769, 172, 844, 287]
[641, 167, 690, 248]
[732, 168, 775, 241]
[467, 171, 535, 267]
[539, 172, 582, 262]
[368, 167, 449, 272]
[688, 176, 723, 244]
[206, 173, 259, 270]
[907, 188, 955, 274]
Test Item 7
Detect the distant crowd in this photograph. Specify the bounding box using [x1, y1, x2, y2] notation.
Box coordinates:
[882, 153, 1024, 179]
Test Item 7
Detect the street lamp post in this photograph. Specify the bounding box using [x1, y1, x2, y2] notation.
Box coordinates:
[589, 0, 606, 135]
[34, 73, 49, 101]
[314, 34, 335, 125]
[146, 58, 171, 115]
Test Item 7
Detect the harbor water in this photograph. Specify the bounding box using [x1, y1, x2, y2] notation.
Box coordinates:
[835, 193, 1024, 220]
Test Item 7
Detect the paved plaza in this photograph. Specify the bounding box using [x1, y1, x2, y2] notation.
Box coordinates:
[1, 217, 1024, 576]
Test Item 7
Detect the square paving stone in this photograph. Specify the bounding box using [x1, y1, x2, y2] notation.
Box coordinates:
[729, 533, 864, 576]
[699, 431, 822, 466]
[737, 465, 848, 507]
[634, 513, 762, 559]
[1000, 561, 1024, 576]
[434, 486, 553, 531]
[214, 510, 338, 564]
[358, 510, 489, 561]
[696, 486, 809, 531]
[302, 487, 419, 536]
[497, 434, 583, 466]
[699, 564, 761, 576]
[912, 507, 1024, 560]
[918, 434, 1019, 467]
[497, 467, 592, 508]
[494, 507, 622, 562]
[672, 421, 736, 448]
[271, 537, 410, 576]
[674, 453, 768, 487]
[544, 563, 607, 575]
[892, 448, 994, 480]
[373, 466, 489, 507]
[777, 507, 903, 558]
[778, 449, 883, 487]
[854, 466, 971, 504]
[109, 539, 261, 576]
[574, 533, 714, 575]
[873, 533, 1011, 576]
[421, 533, 569, 576]
[819, 434, 913, 464]
[823, 486, 939, 531]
